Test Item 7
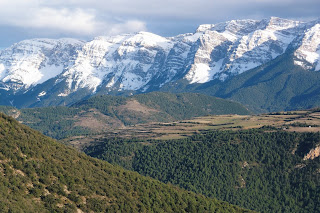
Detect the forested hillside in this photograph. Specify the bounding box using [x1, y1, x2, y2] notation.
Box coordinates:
[85, 128, 320, 212]
[0, 92, 249, 139]
[0, 113, 251, 212]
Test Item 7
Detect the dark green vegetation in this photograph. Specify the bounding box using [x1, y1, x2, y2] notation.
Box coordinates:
[85, 129, 320, 213]
[0, 105, 91, 139]
[161, 53, 320, 113]
[0, 113, 251, 212]
[73, 92, 250, 121]
[0, 92, 250, 139]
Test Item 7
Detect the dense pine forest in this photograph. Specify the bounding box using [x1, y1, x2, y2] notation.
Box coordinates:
[85, 128, 320, 212]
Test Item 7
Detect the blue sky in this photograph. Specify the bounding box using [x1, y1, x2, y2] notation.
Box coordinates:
[0, 0, 319, 47]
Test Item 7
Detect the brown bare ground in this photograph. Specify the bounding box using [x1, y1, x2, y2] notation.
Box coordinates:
[117, 99, 159, 115]
[13, 169, 25, 176]
[286, 127, 320, 132]
[10, 109, 21, 119]
[74, 109, 124, 131]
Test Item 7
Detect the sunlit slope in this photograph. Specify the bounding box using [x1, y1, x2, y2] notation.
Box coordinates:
[0, 113, 251, 212]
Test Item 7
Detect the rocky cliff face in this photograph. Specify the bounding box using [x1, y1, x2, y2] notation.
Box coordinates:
[0, 17, 319, 107]
[294, 23, 320, 70]
[303, 145, 320, 161]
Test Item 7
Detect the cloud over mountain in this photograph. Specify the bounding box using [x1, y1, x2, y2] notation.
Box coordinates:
[0, 0, 319, 47]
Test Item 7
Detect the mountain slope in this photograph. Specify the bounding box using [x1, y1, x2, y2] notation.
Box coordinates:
[0, 17, 319, 110]
[193, 52, 320, 112]
[0, 92, 250, 139]
[0, 112, 251, 212]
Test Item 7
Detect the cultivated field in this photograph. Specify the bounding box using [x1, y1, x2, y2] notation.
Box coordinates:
[63, 108, 320, 149]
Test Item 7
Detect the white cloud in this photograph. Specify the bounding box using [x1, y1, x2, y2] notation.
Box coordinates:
[0, 0, 319, 45]
[40, 0, 320, 21]
[109, 20, 147, 35]
[0, 0, 146, 37]
[16, 8, 102, 35]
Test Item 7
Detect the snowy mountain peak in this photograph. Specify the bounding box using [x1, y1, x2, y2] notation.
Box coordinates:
[122, 31, 173, 50]
[196, 19, 260, 36]
[196, 24, 215, 33]
[0, 38, 84, 90]
[265, 17, 302, 31]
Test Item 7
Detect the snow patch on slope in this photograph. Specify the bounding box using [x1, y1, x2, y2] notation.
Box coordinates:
[58, 92, 69, 97]
[186, 63, 212, 83]
[38, 65, 64, 84]
[0, 64, 5, 79]
[38, 91, 46, 97]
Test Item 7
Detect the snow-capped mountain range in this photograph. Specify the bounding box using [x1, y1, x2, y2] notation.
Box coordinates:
[0, 17, 319, 108]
